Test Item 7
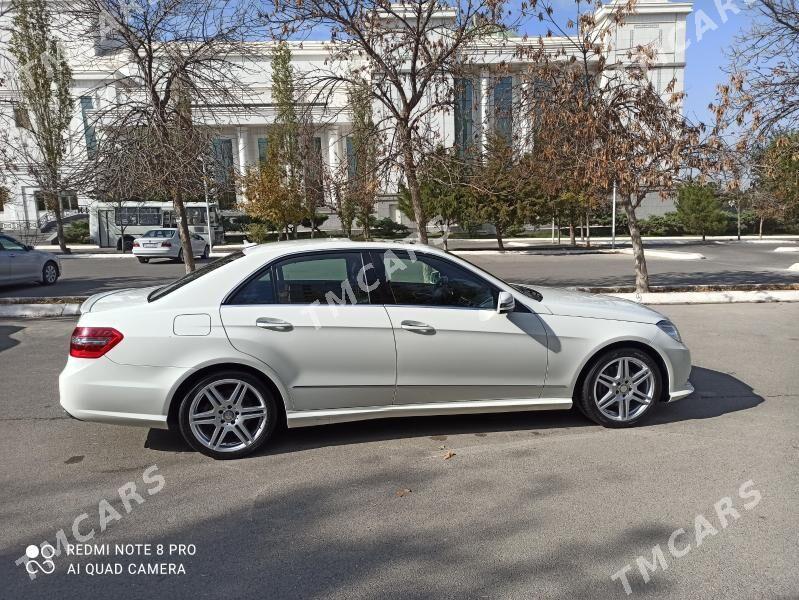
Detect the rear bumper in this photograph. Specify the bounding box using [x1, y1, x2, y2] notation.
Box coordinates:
[59, 356, 188, 429]
[132, 247, 178, 258]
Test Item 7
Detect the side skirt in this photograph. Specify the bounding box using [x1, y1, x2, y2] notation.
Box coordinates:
[285, 397, 573, 428]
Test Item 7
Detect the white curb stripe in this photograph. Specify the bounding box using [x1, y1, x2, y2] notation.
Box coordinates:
[611, 290, 799, 305]
[616, 248, 705, 260]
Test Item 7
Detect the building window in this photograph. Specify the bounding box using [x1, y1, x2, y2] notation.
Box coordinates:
[211, 138, 237, 209]
[257, 137, 268, 165]
[80, 97, 97, 158]
[34, 191, 78, 212]
[346, 136, 356, 180]
[454, 78, 475, 155]
[494, 76, 513, 144]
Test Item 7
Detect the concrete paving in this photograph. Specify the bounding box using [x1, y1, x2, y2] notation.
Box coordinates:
[0, 304, 796, 599]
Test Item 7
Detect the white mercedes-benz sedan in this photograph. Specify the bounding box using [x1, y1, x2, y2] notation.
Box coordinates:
[60, 240, 693, 459]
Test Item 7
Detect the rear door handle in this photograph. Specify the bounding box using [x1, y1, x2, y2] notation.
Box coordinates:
[400, 320, 435, 334]
[256, 317, 293, 332]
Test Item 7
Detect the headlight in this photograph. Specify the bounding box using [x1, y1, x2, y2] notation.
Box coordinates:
[657, 320, 682, 343]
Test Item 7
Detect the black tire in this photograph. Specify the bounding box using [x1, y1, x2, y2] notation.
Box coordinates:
[178, 370, 278, 460]
[176, 248, 184, 263]
[201, 245, 209, 259]
[137, 257, 149, 264]
[41, 261, 59, 285]
[576, 347, 662, 428]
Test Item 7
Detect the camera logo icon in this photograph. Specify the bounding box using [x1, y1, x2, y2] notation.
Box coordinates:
[24, 544, 56, 576]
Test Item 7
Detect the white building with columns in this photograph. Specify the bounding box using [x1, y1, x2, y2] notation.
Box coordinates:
[0, 0, 691, 245]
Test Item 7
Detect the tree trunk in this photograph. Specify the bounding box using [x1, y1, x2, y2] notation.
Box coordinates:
[557, 216, 561, 244]
[495, 225, 505, 251]
[579, 214, 584, 243]
[623, 195, 650, 293]
[47, 183, 69, 253]
[585, 209, 591, 248]
[53, 203, 68, 254]
[399, 131, 428, 244]
[173, 193, 196, 273]
[737, 203, 742, 241]
[759, 217, 764, 239]
[569, 220, 576, 246]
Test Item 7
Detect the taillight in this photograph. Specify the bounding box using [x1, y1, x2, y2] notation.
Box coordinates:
[161, 241, 172, 247]
[133, 240, 140, 247]
[70, 327, 124, 358]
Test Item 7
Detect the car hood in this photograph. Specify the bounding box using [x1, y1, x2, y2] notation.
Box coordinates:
[518, 285, 665, 324]
[81, 287, 158, 313]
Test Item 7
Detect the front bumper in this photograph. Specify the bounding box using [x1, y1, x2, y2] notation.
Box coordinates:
[59, 356, 188, 429]
[653, 330, 694, 403]
[668, 380, 694, 403]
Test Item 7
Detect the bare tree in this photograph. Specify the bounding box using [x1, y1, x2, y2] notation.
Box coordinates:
[265, 0, 515, 244]
[69, 0, 263, 271]
[715, 0, 799, 139]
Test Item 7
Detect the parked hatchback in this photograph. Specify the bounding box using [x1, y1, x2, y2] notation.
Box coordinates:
[0, 234, 61, 286]
[60, 240, 693, 459]
[132, 229, 209, 263]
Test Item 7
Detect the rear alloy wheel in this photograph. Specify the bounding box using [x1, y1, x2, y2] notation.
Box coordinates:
[41, 262, 59, 285]
[178, 371, 277, 459]
[137, 257, 149, 264]
[577, 348, 662, 428]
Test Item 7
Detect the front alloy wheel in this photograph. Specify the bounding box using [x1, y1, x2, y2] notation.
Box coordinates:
[178, 371, 277, 459]
[577, 348, 662, 427]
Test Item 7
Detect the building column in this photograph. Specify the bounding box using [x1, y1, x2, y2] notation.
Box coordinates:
[237, 126, 248, 174]
[480, 69, 490, 154]
[327, 127, 341, 207]
[327, 127, 340, 172]
[237, 126, 248, 202]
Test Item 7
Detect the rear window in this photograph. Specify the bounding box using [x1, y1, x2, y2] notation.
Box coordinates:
[142, 230, 176, 238]
[148, 252, 245, 302]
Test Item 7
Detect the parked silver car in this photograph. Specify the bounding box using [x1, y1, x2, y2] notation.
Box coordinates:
[0, 234, 61, 286]
[132, 229, 209, 263]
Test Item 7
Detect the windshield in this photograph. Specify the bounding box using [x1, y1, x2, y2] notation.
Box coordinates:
[142, 230, 176, 238]
[148, 251, 245, 302]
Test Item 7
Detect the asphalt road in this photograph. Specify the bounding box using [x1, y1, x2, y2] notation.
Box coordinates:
[1, 240, 798, 298]
[0, 304, 797, 599]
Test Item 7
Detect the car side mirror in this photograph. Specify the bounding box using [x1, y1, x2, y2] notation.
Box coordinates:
[24, 245, 33, 251]
[497, 291, 515, 314]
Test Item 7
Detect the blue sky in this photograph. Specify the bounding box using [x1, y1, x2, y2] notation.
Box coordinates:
[678, 0, 749, 127]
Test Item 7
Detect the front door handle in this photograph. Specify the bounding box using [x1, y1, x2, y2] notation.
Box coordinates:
[400, 320, 435, 335]
[256, 317, 293, 332]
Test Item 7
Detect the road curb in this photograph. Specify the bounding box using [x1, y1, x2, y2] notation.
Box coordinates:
[0, 296, 86, 318]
